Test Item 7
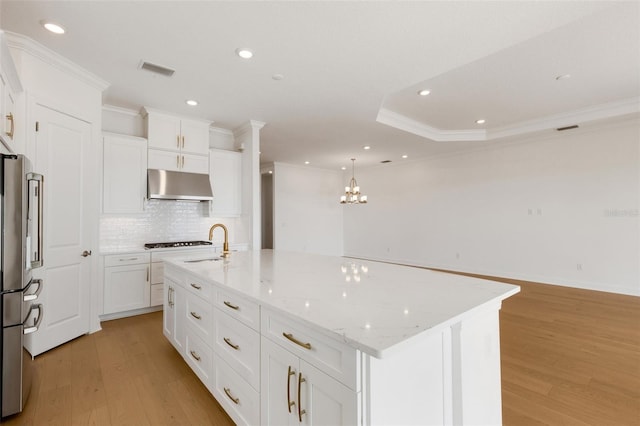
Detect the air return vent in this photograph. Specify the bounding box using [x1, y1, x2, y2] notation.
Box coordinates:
[556, 125, 579, 131]
[139, 61, 175, 77]
[381, 160, 392, 164]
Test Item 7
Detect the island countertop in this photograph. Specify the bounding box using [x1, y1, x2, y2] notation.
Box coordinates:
[165, 249, 520, 358]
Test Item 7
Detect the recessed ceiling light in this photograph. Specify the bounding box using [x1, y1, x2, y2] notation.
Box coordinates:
[363, 146, 371, 150]
[41, 20, 65, 34]
[341, 166, 347, 170]
[236, 48, 253, 59]
[418, 89, 431, 96]
[185, 100, 198, 106]
[304, 161, 310, 165]
[555, 74, 571, 81]
[475, 119, 486, 124]
[401, 154, 408, 159]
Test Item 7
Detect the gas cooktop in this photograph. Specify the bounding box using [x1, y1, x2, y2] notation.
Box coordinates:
[144, 241, 213, 249]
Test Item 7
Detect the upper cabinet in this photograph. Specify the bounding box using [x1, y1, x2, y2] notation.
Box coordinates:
[103, 133, 148, 214]
[142, 107, 211, 174]
[0, 31, 23, 153]
[209, 149, 242, 217]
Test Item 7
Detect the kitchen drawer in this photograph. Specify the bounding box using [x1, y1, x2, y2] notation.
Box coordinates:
[214, 308, 260, 390]
[151, 262, 164, 284]
[184, 273, 213, 302]
[150, 283, 163, 306]
[261, 308, 359, 391]
[185, 328, 213, 390]
[213, 354, 260, 426]
[185, 291, 214, 342]
[215, 288, 260, 331]
[104, 252, 150, 267]
[151, 247, 215, 262]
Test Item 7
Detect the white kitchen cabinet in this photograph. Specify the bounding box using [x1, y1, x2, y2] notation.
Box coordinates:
[0, 31, 22, 153]
[143, 107, 210, 174]
[209, 149, 242, 217]
[147, 148, 209, 174]
[103, 253, 151, 314]
[261, 337, 357, 426]
[102, 133, 147, 214]
[163, 274, 185, 354]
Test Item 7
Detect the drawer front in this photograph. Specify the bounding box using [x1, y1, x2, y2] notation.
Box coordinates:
[151, 247, 215, 262]
[214, 308, 260, 390]
[184, 273, 213, 302]
[150, 283, 163, 306]
[104, 252, 150, 267]
[151, 262, 164, 284]
[213, 355, 260, 426]
[261, 309, 358, 391]
[185, 329, 213, 389]
[185, 291, 214, 342]
[215, 288, 260, 331]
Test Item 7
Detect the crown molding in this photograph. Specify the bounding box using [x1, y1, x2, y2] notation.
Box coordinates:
[5, 31, 109, 91]
[378, 97, 640, 143]
[376, 108, 486, 142]
[0, 31, 23, 92]
[102, 104, 141, 116]
[210, 126, 234, 136]
[233, 120, 266, 138]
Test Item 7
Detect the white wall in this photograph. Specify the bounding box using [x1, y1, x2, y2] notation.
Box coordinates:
[344, 119, 640, 296]
[273, 162, 344, 256]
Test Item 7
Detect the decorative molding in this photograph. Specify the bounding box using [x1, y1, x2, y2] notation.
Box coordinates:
[0, 31, 23, 92]
[5, 31, 109, 91]
[102, 104, 141, 117]
[140, 106, 213, 125]
[378, 97, 640, 143]
[210, 126, 234, 136]
[233, 120, 266, 138]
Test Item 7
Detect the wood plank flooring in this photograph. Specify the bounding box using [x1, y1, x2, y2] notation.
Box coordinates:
[2, 278, 638, 425]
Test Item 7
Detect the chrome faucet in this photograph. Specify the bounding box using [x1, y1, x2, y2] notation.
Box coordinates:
[209, 223, 231, 258]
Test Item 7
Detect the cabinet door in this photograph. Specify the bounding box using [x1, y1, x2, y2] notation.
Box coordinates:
[104, 264, 151, 314]
[173, 284, 186, 353]
[147, 112, 181, 151]
[148, 148, 182, 172]
[299, 360, 358, 426]
[180, 118, 210, 155]
[261, 337, 300, 426]
[181, 153, 209, 174]
[103, 134, 147, 213]
[163, 281, 176, 343]
[209, 149, 241, 217]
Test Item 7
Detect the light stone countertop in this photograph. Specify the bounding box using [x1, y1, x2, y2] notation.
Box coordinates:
[165, 249, 520, 358]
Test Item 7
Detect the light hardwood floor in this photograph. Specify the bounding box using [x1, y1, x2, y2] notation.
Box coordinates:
[2, 279, 639, 425]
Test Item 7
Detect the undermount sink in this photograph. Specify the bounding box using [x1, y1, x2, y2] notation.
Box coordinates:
[183, 257, 223, 263]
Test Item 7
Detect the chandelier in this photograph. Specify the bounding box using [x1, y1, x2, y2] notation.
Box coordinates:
[340, 158, 368, 204]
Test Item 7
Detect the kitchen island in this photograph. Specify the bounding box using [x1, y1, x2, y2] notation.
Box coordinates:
[163, 249, 519, 425]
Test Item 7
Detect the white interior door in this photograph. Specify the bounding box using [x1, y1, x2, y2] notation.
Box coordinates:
[24, 104, 92, 356]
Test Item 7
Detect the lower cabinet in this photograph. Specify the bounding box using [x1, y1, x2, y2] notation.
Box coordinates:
[261, 337, 357, 426]
[103, 253, 150, 314]
[163, 276, 184, 353]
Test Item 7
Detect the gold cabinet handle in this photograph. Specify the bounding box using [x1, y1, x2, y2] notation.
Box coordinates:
[190, 311, 201, 320]
[146, 266, 149, 282]
[223, 300, 239, 310]
[189, 350, 201, 361]
[223, 337, 239, 350]
[177, 135, 180, 148]
[190, 283, 202, 290]
[298, 372, 306, 422]
[182, 135, 185, 148]
[223, 387, 239, 405]
[6, 113, 14, 138]
[176, 154, 180, 168]
[287, 366, 296, 413]
[181, 155, 184, 168]
[283, 332, 312, 350]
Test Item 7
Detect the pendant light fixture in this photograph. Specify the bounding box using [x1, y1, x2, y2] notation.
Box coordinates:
[340, 158, 368, 204]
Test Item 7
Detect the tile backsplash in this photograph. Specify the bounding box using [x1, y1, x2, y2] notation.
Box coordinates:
[100, 200, 246, 252]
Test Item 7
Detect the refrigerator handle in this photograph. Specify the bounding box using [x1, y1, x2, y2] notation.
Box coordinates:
[23, 278, 43, 302]
[23, 304, 44, 335]
[27, 173, 44, 268]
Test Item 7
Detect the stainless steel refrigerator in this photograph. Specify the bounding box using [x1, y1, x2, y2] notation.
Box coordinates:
[0, 154, 44, 418]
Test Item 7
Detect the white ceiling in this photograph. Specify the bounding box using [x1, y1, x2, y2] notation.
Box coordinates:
[1, 1, 638, 170]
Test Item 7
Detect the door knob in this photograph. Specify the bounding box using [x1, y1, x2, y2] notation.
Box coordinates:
[81, 250, 92, 257]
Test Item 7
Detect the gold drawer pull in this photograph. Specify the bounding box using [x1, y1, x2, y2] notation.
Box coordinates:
[223, 337, 239, 350]
[223, 300, 239, 310]
[190, 311, 201, 320]
[190, 350, 201, 361]
[177, 135, 180, 148]
[287, 366, 296, 413]
[190, 283, 202, 290]
[6, 113, 14, 138]
[298, 373, 306, 422]
[223, 387, 239, 405]
[283, 332, 312, 350]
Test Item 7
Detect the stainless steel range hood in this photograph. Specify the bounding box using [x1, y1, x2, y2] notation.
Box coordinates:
[147, 169, 213, 201]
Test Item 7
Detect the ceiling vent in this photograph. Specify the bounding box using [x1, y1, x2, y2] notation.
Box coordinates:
[556, 125, 579, 131]
[139, 61, 175, 77]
